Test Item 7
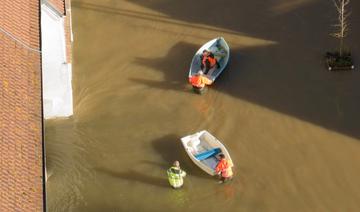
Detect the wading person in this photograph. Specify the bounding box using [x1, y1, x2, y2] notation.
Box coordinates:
[188, 70, 213, 94]
[215, 154, 233, 184]
[167, 161, 187, 189]
[200, 49, 220, 75]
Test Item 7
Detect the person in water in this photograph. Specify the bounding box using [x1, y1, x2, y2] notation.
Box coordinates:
[167, 161, 187, 189]
[188, 70, 213, 94]
[200, 49, 220, 75]
[215, 154, 233, 183]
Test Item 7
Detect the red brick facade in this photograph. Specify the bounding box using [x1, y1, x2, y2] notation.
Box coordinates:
[0, 1, 40, 49]
[0, 0, 44, 211]
[64, 0, 72, 63]
[1, 0, 73, 210]
[47, 0, 65, 15]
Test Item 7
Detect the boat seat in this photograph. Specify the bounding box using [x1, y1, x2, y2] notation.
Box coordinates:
[195, 148, 221, 161]
[187, 138, 201, 153]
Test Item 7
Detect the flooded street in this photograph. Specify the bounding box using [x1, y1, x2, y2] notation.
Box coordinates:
[46, 0, 360, 211]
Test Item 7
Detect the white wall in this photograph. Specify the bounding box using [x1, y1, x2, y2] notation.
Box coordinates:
[41, 4, 73, 119]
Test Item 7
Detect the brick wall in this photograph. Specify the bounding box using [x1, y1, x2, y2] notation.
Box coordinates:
[64, 0, 72, 63]
[0, 0, 40, 49]
[0, 0, 44, 211]
[47, 0, 65, 15]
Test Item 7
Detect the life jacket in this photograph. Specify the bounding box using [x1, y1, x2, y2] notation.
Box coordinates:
[167, 167, 186, 188]
[215, 159, 233, 178]
[189, 75, 204, 88]
[202, 55, 217, 68]
[189, 75, 212, 88]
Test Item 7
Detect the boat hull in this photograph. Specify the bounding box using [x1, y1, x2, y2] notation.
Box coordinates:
[189, 37, 230, 82]
[181, 130, 233, 176]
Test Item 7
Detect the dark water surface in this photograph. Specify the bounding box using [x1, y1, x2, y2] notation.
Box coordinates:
[46, 0, 360, 211]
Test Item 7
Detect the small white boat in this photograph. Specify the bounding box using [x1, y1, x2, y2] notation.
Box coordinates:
[189, 37, 230, 82]
[181, 130, 233, 176]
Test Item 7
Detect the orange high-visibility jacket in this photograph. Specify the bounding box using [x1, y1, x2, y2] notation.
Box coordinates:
[215, 159, 233, 178]
[189, 75, 213, 88]
[202, 55, 217, 68]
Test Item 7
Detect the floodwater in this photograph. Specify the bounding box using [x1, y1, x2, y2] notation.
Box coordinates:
[45, 0, 360, 211]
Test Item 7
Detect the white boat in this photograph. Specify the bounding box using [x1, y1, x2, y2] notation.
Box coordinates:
[181, 130, 233, 176]
[189, 37, 230, 82]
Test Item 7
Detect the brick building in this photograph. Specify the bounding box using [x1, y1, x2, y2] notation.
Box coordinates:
[0, 0, 72, 211]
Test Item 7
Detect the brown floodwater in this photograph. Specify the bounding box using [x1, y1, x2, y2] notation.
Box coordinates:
[45, 0, 360, 211]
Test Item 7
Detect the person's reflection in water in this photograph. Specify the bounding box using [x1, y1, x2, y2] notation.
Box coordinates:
[167, 188, 189, 207]
[191, 96, 215, 118]
[217, 183, 236, 201]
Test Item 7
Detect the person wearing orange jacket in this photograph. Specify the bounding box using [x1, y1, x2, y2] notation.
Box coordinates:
[188, 70, 213, 94]
[201, 49, 220, 74]
[215, 154, 233, 183]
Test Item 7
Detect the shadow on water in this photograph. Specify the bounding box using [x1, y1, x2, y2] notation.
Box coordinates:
[132, 0, 360, 140]
[151, 134, 211, 179]
[95, 134, 215, 188]
[71, 1, 245, 37]
[96, 167, 169, 188]
[139, 160, 169, 169]
[125, 0, 333, 41]
[133, 39, 360, 137]
[72, 0, 360, 140]
[129, 42, 195, 92]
